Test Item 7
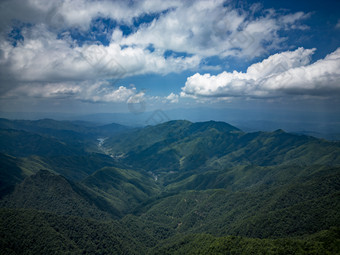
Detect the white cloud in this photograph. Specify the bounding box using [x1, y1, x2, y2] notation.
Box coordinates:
[0, 0, 313, 102]
[0, 0, 311, 80]
[0, 24, 201, 85]
[165, 92, 179, 103]
[4, 82, 82, 99]
[279, 12, 311, 30]
[3, 81, 143, 103]
[118, 0, 310, 58]
[0, 0, 182, 32]
[181, 47, 340, 99]
[126, 90, 145, 104]
[82, 83, 140, 103]
[336, 19, 340, 29]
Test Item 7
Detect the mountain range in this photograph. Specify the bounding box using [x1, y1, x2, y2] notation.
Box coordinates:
[0, 118, 339, 254]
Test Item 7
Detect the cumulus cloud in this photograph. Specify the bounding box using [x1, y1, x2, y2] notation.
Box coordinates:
[0, 0, 181, 32]
[3, 81, 143, 103]
[181, 47, 340, 99]
[165, 93, 179, 103]
[117, 0, 310, 58]
[0, 0, 310, 81]
[0, 24, 200, 84]
[0, 0, 312, 102]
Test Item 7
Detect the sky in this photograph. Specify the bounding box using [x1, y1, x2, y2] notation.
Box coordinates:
[0, 0, 339, 131]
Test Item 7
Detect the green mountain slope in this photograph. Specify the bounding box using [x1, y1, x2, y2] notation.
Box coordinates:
[82, 167, 160, 216]
[151, 228, 340, 255]
[0, 208, 143, 255]
[164, 164, 340, 192]
[0, 151, 117, 183]
[0, 170, 116, 220]
[1, 208, 338, 255]
[28, 153, 117, 181]
[104, 121, 340, 178]
[0, 153, 30, 198]
[136, 165, 340, 238]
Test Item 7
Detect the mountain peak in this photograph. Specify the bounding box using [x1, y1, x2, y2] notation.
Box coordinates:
[191, 120, 241, 133]
[273, 129, 286, 134]
[160, 120, 192, 126]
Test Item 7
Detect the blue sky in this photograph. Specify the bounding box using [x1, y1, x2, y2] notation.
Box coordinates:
[0, 0, 339, 130]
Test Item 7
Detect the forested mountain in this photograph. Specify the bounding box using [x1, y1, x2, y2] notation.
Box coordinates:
[0, 118, 339, 254]
[105, 120, 340, 174]
[0, 170, 115, 220]
[82, 167, 160, 216]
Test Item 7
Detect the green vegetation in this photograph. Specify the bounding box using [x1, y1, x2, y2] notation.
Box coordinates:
[82, 167, 161, 216]
[151, 228, 340, 254]
[0, 118, 339, 254]
[0, 129, 85, 157]
[105, 120, 340, 175]
[0, 153, 28, 198]
[1, 208, 338, 254]
[0, 208, 143, 254]
[0, 170, 115, 220]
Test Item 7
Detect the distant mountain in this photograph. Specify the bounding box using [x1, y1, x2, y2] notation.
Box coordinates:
[0, 118, 130, 155]
[104, 120, 340, 176]
[0, 129, 85, 157]
[0, 118, 129, 136]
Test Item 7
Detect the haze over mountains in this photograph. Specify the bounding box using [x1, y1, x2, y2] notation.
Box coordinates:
[2, 108, 340, 141]
[0, 118, 339, 254]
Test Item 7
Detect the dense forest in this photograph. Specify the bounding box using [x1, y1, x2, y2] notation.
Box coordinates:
[0, 118, 339, 254]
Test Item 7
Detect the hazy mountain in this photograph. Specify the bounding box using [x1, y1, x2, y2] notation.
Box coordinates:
[0, 118, 130, 155]
[0, 118, 129, 135]
[104, 120, 340, 177]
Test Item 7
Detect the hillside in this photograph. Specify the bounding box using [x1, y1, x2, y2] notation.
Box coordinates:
[82, 167, 161, 216]
[0, 208, 143, 255]
[2, 208, 338, 255]
[104, 120, 340, 182]
[0, 170, 116, 220]
[150, 228, 340, 255]
[136, 168, 340, 238]
[0, 153, 29, 198]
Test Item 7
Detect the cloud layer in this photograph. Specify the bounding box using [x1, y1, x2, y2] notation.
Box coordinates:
[3, 80, 143, 103]
[1, 0, 337, 105]
[181, 47, 340, 99]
